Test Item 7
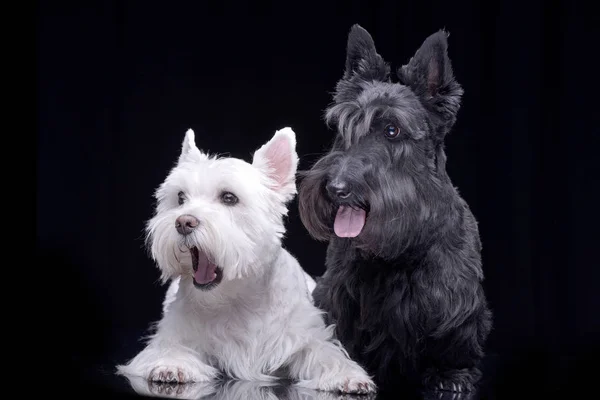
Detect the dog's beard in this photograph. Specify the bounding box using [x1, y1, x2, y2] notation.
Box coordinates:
[344, 174, 433, 260]
[298, 158, 373, 240]
[145, 210, 266, 285]
[299, 161, 429, 259]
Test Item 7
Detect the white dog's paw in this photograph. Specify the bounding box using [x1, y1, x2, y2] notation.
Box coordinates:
[147, 380, 217, 399]
[296, 374, 376, 395]
[338, 376, 377, 394]
[149, 366, 188, 383]
[321, 364, 377, 394]
[149, 365, 214, 383]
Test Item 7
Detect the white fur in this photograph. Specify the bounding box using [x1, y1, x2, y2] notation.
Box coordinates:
[116, 127, 376, 394]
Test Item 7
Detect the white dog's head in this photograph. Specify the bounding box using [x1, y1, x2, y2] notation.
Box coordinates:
[145, 127, 299, 290]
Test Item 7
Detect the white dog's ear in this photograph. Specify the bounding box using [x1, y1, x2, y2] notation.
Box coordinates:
[178, 128, 206, 163]
[252, 127, 299, 200]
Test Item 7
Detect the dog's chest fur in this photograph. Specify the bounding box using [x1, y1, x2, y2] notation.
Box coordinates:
[166, 250, 311, 378]
[314, 241, 437, 379]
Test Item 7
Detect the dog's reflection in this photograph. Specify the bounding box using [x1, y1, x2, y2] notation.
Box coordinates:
[420, 389, 477, 400]
[122, 375, 377, 400]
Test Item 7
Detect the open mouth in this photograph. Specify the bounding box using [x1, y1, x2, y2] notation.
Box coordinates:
[190, 246, 223, 290]
[333, 205, 367, 238]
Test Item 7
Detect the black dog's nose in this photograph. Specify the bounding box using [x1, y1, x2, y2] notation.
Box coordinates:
[175, 214, 200, 235]
[326, 180, 351, 199]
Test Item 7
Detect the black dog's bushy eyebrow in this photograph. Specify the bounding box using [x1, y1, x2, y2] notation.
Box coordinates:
[325, 93, 427, 148]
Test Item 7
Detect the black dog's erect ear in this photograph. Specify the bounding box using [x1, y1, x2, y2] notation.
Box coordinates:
[343, 24, 389, 81]
[398, 30, 463, 137]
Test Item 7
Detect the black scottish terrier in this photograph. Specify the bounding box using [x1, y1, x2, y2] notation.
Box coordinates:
[298, 25, 493, 393]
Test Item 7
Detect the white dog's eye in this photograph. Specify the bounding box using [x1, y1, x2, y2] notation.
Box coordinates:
[220, 191, 238, 206]
[178, 191, 185, 205]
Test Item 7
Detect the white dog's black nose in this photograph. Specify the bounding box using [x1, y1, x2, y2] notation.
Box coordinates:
[175, 214, 199, 235]
[326, 179, 351, 199]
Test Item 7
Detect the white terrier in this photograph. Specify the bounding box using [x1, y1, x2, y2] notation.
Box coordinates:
[116, 127, 376, 394]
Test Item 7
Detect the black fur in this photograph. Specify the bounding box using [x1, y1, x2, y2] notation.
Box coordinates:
[298, 25, 493, 393]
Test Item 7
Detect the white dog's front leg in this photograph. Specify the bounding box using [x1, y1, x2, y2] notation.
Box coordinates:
[288, 339, 376, 394]
[116, 340, 219, 384]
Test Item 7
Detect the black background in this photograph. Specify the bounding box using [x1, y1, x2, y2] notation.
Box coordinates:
[38, 0, 599, 398]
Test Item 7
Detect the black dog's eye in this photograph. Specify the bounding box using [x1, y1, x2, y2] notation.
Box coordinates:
[178, 191, 185, 205]
[221, 192, 238, 206]
[384, 124, 400, 139]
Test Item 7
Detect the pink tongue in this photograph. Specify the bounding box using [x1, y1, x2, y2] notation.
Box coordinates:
[194, 250, 217, 284]
[333, 206, 366, 238]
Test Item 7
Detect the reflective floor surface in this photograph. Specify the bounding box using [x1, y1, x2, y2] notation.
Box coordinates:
[118, 376, 483, 400]
[72, 351, 592, 399]
[76, 358, 500, 400]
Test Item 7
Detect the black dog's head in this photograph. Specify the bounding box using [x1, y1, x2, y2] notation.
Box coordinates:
[298, 25, 464, 259]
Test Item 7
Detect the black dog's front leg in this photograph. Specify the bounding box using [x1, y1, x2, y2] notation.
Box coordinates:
[420, 306, 492, 393]
[312, 269, 363, 360]
[422, 364, 481, 393]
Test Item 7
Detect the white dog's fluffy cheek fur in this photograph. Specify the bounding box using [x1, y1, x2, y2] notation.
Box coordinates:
[146, 211, 186, 282]
[146, 198, 282, 283]
[215, 199, 284, 281]
[196, 208, 258, 281]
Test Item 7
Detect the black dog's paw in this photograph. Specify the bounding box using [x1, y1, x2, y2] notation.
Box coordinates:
[432, 378, 473, 393]
[422, 367, 480, 394]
